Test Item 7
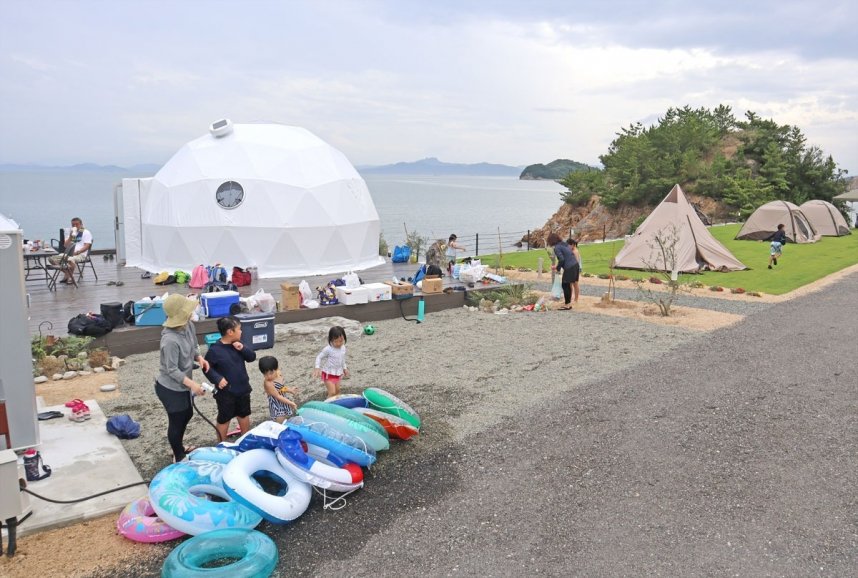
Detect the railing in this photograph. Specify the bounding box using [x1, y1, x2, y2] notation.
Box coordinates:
[393, 229, 538, 261]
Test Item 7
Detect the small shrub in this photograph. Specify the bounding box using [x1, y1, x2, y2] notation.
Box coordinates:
[748, 291, 762, 297]
[582, 272, 593, 278]
[37, 355, 64, 377]
[730, 287, 746, 294]
[615, 274, 630, 281]
[689, 281, 705, 289]
[709, 285, 724, 292]
[649, 277, 663, 284]
[598, 273, 611, 280]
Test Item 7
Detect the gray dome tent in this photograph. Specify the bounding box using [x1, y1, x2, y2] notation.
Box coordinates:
[799, 200, 851, 236]
[735, 200, 820, 243]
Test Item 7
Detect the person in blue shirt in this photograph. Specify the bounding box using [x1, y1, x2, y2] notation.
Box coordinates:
[768, 223, 787, 269]
[204, 316, 256, 441]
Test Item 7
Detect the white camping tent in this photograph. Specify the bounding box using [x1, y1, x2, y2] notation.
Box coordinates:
[612, 184, 747, 272]
[735, 200, 820, 243]
[123, 121, 384, 278]
[799, 200, 851, 236]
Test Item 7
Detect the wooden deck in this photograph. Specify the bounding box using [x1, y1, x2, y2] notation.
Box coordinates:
[25, 254, 475, 357]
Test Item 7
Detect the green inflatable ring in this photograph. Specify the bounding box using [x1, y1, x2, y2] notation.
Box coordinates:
[362, 387, 421, 429]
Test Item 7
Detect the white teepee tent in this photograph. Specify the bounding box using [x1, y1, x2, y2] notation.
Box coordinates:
[613, 184, 746, 272]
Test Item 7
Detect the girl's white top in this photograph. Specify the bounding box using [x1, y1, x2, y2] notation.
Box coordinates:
[315, 344, 347, 376]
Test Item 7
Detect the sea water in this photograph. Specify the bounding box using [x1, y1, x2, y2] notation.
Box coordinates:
[0, 171, 565, 251]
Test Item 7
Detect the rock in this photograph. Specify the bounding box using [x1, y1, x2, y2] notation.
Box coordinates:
[100, 384, 117, 392]
[62, 371, 78, 380]
[52, 373, 63, 381]
[79, 370, 92, 376]
[93, 367, 105, 374]
[57, 355, 68, 362]
[111, 357, 123, 370]
[77, 352, 89, 359]
[34, 376, 48, 384]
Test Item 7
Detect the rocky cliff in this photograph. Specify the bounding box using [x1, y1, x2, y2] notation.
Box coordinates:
[526, 194, 731, 248]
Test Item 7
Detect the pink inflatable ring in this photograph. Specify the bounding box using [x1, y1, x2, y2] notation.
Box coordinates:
[117, 495, 185, 543]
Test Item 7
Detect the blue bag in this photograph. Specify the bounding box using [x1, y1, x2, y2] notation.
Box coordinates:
[392, 245, 411, 263]
[413, 264, 427, 283]
[106, 415, 141, 439]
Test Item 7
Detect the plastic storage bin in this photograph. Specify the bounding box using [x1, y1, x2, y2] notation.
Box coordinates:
[200, 291, 240, 318]
[133, 301, 166, 326]
[236, 312, 275, 350]
[334, 286, 369, 305]
[362, 282, 392, 302]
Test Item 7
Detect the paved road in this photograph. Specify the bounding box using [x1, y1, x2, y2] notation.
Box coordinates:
[108, 271, 857, 577]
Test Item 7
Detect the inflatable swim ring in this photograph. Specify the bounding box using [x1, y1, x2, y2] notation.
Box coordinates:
[286, 416, 376, 467]
[188, 446, 240, 464]
[275, 429, 363, 492]
[324, 393, 368, 409]
[161, 528, 277, 578]
[298, 401, 389, 452]
[362, 387, 421, 428]
[222, 448, 312, 525]
[116, 495, 184, 543]
[149, 461, 262, 536]
[353, 407, 420, 440]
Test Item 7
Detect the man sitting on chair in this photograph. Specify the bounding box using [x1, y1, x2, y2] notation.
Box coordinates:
[49, 217, 92, 284]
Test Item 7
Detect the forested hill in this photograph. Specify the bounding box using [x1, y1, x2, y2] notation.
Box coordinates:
[558, 105, 849, 218]
[520, 159, 592, 180]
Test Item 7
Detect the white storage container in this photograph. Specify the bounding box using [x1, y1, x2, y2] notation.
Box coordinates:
[362, 282, 392, 302]
[335, 286, 369, 305]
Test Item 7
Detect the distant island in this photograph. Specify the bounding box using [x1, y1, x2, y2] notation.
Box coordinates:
[520, 159, 593, 180]
[358, 157, 522, 177]
[0, 163, 162, 175]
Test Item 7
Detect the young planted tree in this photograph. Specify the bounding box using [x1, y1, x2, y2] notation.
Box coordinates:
[632, 225, 690, 317]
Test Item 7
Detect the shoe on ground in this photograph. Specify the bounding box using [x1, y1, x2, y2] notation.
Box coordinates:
[773, 257, 778, 265]
[768, 265, 772, 269]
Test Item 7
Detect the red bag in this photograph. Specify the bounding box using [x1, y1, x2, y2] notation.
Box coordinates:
[232, 267, 252, 287]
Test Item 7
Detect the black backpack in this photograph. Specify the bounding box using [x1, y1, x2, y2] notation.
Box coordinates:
[122, 300, 136, 325]
[68, 314, 113, 337]
[202, 281, 238, 294]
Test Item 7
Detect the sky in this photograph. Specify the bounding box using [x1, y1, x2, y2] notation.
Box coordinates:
[1, 0, 856, 172]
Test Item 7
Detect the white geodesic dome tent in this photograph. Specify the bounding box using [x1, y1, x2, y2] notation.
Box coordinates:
[122, 121, 384, 278]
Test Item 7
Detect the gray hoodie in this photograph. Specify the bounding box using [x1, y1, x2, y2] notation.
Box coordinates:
[157, 322, 200, 392]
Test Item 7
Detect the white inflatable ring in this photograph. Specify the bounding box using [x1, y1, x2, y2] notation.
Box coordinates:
[275, 429, 363, 493]
[222, 448, 312, 525]
[149, 461, 262, 536]
[188, 446, 240, 464]
[298, 401, 389, 452]
[285, 416, 376, 467]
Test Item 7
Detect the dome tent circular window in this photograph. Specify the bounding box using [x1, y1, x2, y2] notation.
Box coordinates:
[216, 181, 244, 209]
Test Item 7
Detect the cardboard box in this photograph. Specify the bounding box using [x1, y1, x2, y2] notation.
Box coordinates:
[362, 282, 392, 302]
[280, 282, 301, 311]
[384, 281, 414, 299]
[421, 276, 443, 294]
[335, 286, 369, 305]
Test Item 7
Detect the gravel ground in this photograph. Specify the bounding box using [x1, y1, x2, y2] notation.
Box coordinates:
[94, 269, 857, 576]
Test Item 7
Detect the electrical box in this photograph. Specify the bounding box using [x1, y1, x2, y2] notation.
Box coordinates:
[0, 449, 29, 519]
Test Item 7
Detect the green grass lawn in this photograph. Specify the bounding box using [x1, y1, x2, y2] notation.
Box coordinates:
[476, 224, 858, 295]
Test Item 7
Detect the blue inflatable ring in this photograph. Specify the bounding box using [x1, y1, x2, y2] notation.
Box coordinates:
[162, 528, 278, 578]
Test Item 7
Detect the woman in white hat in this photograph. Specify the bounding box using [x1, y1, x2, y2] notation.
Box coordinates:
[155, 294, 209, 462]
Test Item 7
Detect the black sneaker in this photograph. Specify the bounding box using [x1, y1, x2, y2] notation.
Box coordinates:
[768, 265, 772, 269]
[773, 257, 778, 266]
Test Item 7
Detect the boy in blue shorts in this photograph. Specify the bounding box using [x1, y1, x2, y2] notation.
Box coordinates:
[204, 316, 256, 441]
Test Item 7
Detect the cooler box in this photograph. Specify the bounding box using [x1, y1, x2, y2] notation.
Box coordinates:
[204, 333, 220, 346]
[133, 301, 166, 326]
[362, 282, 392, 302]
[200, 291, 240, 318]
[236, 312, 275, 350]
[335, 286, 369, 305]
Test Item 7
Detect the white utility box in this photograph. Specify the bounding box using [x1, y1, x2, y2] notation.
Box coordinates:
[334, 286, 369, 305]
[362, 282, 392, 302]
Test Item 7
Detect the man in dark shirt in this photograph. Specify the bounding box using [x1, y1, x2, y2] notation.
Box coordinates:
[204, 316, 256, 441]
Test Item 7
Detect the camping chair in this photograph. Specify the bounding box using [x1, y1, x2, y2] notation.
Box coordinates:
[76, 243, 98, 282]
[46, 244, 78, 291]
